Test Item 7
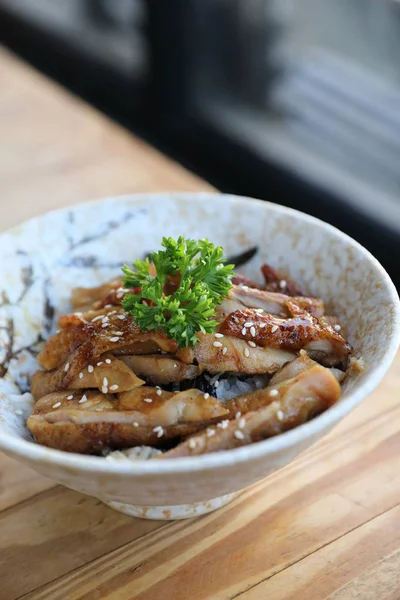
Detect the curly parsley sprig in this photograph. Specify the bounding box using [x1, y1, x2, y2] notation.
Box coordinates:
[121, 237, 234, 347]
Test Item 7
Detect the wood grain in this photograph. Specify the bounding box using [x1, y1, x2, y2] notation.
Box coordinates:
[0, 48, 399, 600]
[0, 454, 54, 512]
[0, 48, 212, 231]
[241, 505, 400, 600]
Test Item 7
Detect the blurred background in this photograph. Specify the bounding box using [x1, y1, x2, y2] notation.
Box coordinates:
[1, 0, 400, 286]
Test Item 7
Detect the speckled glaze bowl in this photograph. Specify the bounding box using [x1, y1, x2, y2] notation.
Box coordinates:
[0, 193, 399, 520]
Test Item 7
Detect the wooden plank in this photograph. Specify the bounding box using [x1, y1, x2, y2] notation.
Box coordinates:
[239, 505, 400, 600]
[0, 48, 213, 231]
[0, 454, 54, 512]
[0, 486, 166, 600]
[20, 399, 400, 600]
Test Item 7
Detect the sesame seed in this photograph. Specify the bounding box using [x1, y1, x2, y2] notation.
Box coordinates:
[255, 308, 264, 314]
[109, 336, 120, 342]
[101, 386, 108, 394]
[113, 331, 123, 336]
[241, 327, 247, 336]
[97, 362, 104, 367]
[117, 314, 126, 320]
[102, 323, 109, 328]
[269, 389, 279, 397]
[74, 312, 83, 317]
[235, 411, 241, 419]
[188, 438, 197, 449]
[92, 315, 104, 322]
[234, 430, 245, 440]
[214, 380, 219, 388]
[116, 291, 124, 299]
[105, 304, 112, 308]
[108, 311, 117, 316]
[79, 395, 87, 404]
[133, 422, 139, 427]
[103, 377, 108, 387]
[207, 429, 215, 437]
[217, 420, 229, 429]
[244, 322, 253, 328]
[276, 410, 284, 421]
[173, 364, 178, 368]
[156, 389, 162, 396]
[153, 426, 164, 438]
[15, 409, 23, 416]
[204, 393, 210, 399]
[334, 324, 341, 331]
[79, 372, 84, 379]
[215, 332, 224, 338]
[279, 280, 287, 289]
[52, 402, 62, 409]
[102, 317, 109, 322]
[67, 395, 73, 400]
[105, 358, 112, 364]
[271, 325, 278, 333]
[242, 285, 249, 291]
[64, 362, 70, 372]
[88, 365, 94, 373]
[244, 347, 250, 358]
[110, 384, 119, 391]
[238, 418, 246, 429]
[222, 346, 228, 355]
[259, 322, 266, 328]
[250, 326, 256, 337]
[248, 340, 256, 348]
[144, 398, 153, 403]
[213, 341, 222, 348]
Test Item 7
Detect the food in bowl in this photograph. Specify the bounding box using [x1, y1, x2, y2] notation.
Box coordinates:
[27, 236, 356, 458]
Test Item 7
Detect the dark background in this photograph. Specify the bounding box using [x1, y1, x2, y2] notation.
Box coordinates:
[1, 0, 400, 287]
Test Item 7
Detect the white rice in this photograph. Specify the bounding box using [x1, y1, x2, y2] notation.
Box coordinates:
[214, 374, 270, 402]
[105, 446, 162, 462]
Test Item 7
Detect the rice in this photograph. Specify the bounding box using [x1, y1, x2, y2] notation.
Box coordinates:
[169, 372, 271, 402]
[215, 374, 270, 402]
[105, 446, 162, 462]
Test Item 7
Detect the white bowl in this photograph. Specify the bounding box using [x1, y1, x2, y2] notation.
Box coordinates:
[0, 193, 399, 520]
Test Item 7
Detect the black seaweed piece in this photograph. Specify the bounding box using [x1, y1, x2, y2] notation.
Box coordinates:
[225, 246, 258, 268]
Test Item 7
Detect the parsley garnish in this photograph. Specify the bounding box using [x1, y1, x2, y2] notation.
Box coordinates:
[121, 237, 234, 347]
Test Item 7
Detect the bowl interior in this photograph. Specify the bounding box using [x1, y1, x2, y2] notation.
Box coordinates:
[0, 192, 399, 472]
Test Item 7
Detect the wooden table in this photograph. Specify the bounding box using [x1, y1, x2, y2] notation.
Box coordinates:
[0, 48, 399, 600]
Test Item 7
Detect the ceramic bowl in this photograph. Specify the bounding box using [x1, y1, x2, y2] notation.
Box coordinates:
[0, 193, 399, 520]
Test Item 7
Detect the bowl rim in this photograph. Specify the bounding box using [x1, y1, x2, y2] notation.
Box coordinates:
[1, 191, 399, 475]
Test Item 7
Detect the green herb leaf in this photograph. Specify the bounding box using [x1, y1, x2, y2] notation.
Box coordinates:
[122, 237, 234, 347]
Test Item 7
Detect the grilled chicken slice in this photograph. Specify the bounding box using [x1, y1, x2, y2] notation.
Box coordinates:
[71, 279, 122, 312]
[269, 351, 316, 385]
[261, 264, 308, 297]
[269, 351, 346, 386]
[119, 355, 199, 385]
[31, 355, 145, 400]
[177, 333, 295, 375]
[228, 285, 325, 318]
[37, 313, 177, 371]
[220, 304, 351, 368]
[225, 363, 340, 416]
[27, 388, 228, 453]
[161, 365, 340, 458]
[231, 274, 262, 289]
